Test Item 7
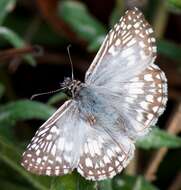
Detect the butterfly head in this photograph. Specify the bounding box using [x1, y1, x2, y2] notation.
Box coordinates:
[61, 77, 72, 88]
[61, 77, 82, 98]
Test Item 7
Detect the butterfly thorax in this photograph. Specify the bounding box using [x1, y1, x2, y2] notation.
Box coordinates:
[61, 77, 83, 98]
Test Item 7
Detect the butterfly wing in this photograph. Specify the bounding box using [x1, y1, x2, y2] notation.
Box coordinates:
[77, 121, 135, 181]
[85, 8, 167, 137]
[72, 86, 136, 180]
[116, 63, 167, 137]
[78, 6, 167, 178]
[21, 100, 83, 176]
[85, 8, 157, 86]
[22, 8, 167, 180]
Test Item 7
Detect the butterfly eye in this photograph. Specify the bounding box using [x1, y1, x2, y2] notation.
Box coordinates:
[60, 77, 72, 88]
[65, 77, 71, 84]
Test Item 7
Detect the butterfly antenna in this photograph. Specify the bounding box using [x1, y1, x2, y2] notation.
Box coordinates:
[67, 44, 74, 80]
[30, 87, 65, 100]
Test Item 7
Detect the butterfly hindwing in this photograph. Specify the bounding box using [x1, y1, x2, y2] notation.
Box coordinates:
[21, 100, 82, 176]
[77, 123, 135, 180]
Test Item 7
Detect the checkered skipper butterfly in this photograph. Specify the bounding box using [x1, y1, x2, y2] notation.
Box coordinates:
[21, 8, 167, 180]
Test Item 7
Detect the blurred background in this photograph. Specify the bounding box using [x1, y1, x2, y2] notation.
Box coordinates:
[0, 0, 181, 189]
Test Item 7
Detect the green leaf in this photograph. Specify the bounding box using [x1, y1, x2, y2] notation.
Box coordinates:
[50, 174, 77, 190]
[77, 174, 97, 190]
[98, 179, 113, 190]
[0, 0, 16, 25]
[167, 0, 181, 11]
[108, 0, 125, 28]
[0, 83, 5, 99]
[0, 179, 31, 190]
[58, 0, 106, 46]
[0, 135, 50, 190]
[0, 99, 55, 125]
[0, 124, 16, 142]
[112, 175, 158, 190]
[133, 176, 158, 190]
[87, 35, 105, 52]
[4, 14, 66, 47]
[109, 7, 121, 28]
[0, 26, 36, 65]
[137, 128, 181, 149]
[50, 172, 96, 190]
[47, 92, 67, 105]
[158, 40, 181, 63]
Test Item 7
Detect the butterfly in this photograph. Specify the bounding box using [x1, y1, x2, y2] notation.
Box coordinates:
[21, 8, 167, 181]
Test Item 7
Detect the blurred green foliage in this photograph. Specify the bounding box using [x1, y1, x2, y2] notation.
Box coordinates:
[167, 0, 181, 11]
[0, 0, 181, 190]
[0, 0, 16, 25]
[59, 0, 107, 51]
[0, 82, 5, 98]
[112, 175, 159, 190]
[137, 128, 181, 149]
[0, 26, 36, 65]
[47, 92, 67, 105]
[0, 100, 55, 126]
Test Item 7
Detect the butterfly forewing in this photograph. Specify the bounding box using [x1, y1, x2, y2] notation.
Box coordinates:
[85, 8, 157, 85]
[84, 7, 167, 139]
[21, 100, 82, 176]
